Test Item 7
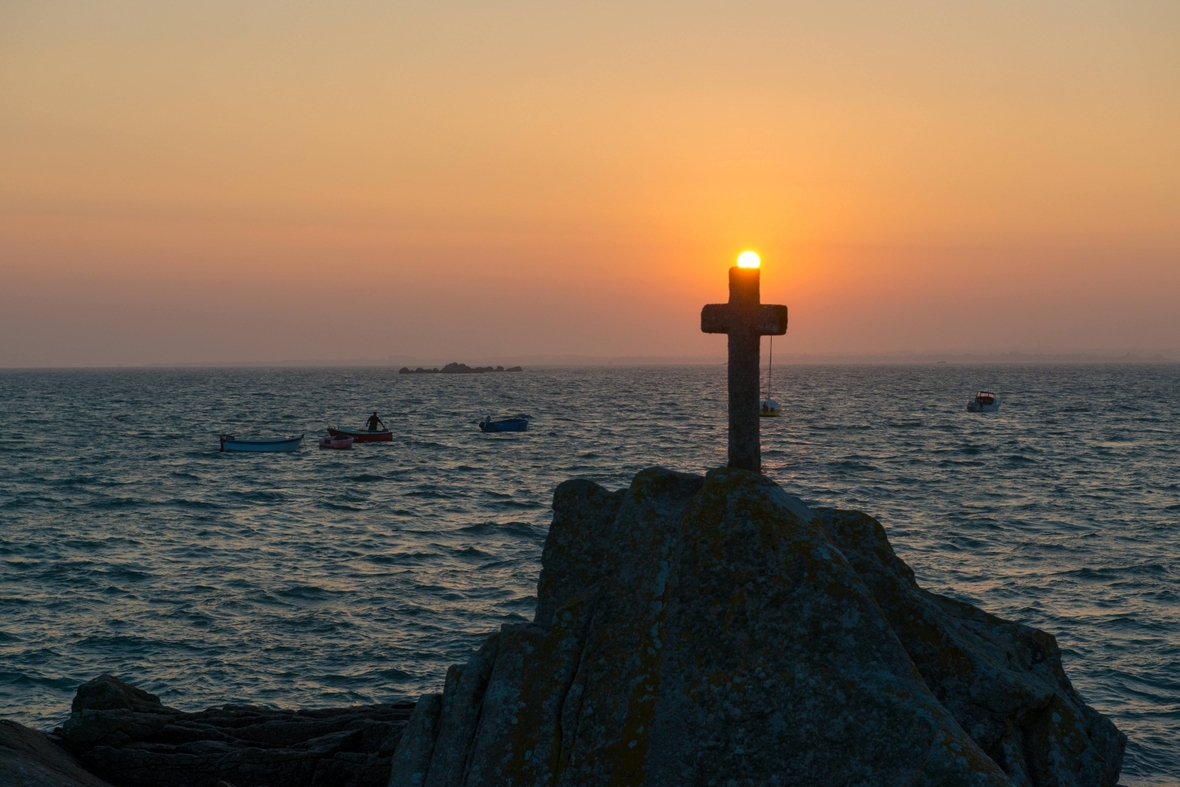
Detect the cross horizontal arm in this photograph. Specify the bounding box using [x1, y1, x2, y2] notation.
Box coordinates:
[700, 304, 731, 334]
[701, 304, 788, 335]
[758, 304, 788, 335]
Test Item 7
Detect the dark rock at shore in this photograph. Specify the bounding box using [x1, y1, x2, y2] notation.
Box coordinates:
[391, 466, 1126, 787]
[59, 675, 414, 787]
[1, 719, 113, 787]
[71, 675, 166, 715]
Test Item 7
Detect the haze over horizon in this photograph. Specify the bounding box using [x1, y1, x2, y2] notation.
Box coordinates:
[3, 1, 1178, 368]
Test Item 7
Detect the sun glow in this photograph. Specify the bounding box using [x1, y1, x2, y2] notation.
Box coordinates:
[737, 251, 761, 269]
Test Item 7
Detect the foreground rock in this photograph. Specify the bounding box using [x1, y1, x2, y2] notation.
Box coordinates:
[392, 467, 1126, 787]
[0, 719, 113, 787]
[59, 675, 414, 787]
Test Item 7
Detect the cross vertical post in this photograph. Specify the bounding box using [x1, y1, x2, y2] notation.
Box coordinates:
[701, 260, 787, 472]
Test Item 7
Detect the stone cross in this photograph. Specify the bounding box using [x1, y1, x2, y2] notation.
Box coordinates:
[701, 263, 788, 472]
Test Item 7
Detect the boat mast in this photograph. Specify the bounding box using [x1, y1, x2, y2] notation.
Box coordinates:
[767, 335, 773, 399]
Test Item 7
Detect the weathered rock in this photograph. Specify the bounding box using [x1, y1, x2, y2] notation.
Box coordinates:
[60, 675, 414, 787]
[0, 719, 114, 787]
[71, 675, 168, 715]
[391, 466, 1126, 787]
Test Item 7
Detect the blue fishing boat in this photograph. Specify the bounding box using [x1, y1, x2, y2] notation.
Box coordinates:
[220, 434, 304, 452]
[479, 415, 530, 433]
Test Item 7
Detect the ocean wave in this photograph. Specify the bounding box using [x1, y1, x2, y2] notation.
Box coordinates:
[1, 364, 1177, 780]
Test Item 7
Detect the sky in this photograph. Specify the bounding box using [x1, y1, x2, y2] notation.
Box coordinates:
[2, 0, 1178, 367]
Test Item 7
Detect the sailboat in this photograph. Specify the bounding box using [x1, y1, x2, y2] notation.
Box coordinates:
[760, 335, 782, 417]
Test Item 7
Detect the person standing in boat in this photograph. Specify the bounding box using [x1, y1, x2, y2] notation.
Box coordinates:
[365, 412, 386, 431]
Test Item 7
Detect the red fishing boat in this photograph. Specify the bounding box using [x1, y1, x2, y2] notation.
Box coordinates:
[327, 426, 393, 443]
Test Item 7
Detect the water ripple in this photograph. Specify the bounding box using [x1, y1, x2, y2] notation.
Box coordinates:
[0, 365, 1177, 784]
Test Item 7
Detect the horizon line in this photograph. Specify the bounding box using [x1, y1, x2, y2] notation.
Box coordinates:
[3, 349, 1179, 371]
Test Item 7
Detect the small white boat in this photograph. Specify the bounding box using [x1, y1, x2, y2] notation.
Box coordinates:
[967, 391, 1000, 412]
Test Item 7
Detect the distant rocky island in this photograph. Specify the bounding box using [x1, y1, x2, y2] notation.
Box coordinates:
[399, 362, 523, 374]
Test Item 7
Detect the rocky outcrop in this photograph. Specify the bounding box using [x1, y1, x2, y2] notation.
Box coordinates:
[0, 719, 113, 787]
[59, 675, 414, 787]
[391, 467, 1126, 787]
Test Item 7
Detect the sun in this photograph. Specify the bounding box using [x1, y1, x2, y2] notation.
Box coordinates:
[736, 251, 761, 269]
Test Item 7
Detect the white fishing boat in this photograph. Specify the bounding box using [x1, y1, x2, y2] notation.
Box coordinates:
[967, 391, 1000, 412]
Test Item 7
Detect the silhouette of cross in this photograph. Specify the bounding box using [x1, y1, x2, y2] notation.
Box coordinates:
[701, 263, 787, 472]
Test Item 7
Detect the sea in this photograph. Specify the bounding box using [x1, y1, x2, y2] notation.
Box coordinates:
[0, 364, 1177, 785]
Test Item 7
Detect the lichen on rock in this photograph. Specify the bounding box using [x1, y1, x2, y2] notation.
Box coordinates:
[390, 467, 1125, 787]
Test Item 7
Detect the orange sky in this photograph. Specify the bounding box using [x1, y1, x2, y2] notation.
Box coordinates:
[2, 1, 1178, 366]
